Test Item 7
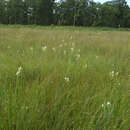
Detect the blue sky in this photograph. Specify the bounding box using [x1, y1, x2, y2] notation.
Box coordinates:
[94, 0, 130, 5]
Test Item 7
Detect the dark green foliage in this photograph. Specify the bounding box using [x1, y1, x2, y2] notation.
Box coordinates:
[0, 0, 130, 27]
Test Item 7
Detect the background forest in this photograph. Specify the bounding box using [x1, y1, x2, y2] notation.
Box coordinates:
[0, 0, 130, 27]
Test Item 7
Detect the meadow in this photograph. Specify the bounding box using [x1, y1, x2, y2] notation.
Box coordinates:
[0, 25, 130, 130]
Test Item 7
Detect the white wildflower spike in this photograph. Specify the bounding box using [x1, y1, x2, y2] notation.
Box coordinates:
[110, 71, 119, 77]
[110, 71, 115, 77]
[76, 54, 80, 60]
[42, 46, 47, 51]
[52, 47, 56, 51]
[115, 72, 119, 76]
[16, 66, 22, 76]
[30, 47, 33, 51]
[102, 101, 111, 108]
[59, 44, 63, 47]
[71, 48, 74, 52]
[102, 104, 104, 108]
[112, 71, 114, 74]
[96, 56, 99, 59]
[64, 77, 69, 82]
[107, 102, 111, 105]
[111, 71, 114, 77]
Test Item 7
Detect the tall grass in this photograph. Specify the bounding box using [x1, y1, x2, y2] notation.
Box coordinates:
[0, 26, 130, 129]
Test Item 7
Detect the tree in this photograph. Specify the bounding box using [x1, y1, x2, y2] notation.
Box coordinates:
[0, 0, 6, 24]
[96, 3, 118, 27]
[35, 0, 54, 25]
[111, 0, 128, 27]
[0, 0, 130, 27]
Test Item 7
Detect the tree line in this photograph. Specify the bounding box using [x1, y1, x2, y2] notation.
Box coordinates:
[0, 0, 130, 27]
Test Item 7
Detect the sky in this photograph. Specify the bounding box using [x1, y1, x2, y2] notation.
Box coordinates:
[94, 0, 130, 5]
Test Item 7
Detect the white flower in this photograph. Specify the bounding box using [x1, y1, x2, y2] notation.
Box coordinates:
[112, 71, 114, 74]
[42, 46, 47, 51]
[76, 54, 80, 59]
[52, 47, 56, 51]
[102, 101, 111, 108]
[96, 56, 98, 59]
[71, 48, 74, 52]
[64, 77, 69, 82]
[102, 104, 104, 108]
[107, 102, 111, 105]
[115, 72, 119, 76]
[110, 71, 115, 77]
[59, 44, 63, 47]
[110, 71, 119, 77]
[112, 71, 114, 77]
[30, 47, 33, 51]
[16, 66, 22, 76]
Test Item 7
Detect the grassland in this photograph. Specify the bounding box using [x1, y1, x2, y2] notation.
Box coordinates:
[0, 25, 130, 130]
